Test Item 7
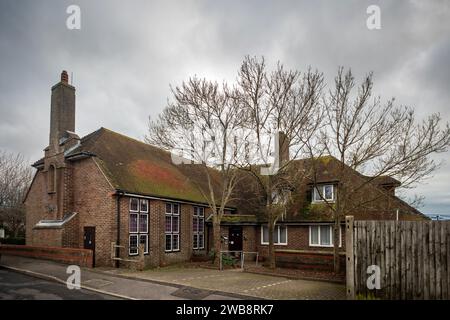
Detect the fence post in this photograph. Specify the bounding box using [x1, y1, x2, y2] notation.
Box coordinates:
[346, 215, 355, 300]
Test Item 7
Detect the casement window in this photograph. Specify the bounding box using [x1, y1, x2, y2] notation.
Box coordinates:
[129, 198, 149, 255]
[309, 225, 341, 247]
[312, 184, 335, 203]
[165, 202, 180, 252]
[129, 234, 138, 255]
[193, 206, 205, 250]
[261, 225, 288, 245]
[130, 198, 139, 212]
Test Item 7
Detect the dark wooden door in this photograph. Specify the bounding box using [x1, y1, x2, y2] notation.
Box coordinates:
[228, 226, 243, 252]
[83, 226, 95, 267]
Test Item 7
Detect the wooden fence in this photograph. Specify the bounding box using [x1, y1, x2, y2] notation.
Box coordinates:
[346, 216, 450, 300]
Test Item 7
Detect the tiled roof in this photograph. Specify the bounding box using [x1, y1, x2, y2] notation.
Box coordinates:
[66, 127, 223, 205]
[232, 155, 427, 222]
[33, 127, 425, 222]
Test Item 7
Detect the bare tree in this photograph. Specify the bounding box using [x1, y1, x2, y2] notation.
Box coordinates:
[146, 77, 249, 266]
[307, 68, 450, 273]
[236, 56, 324, 269]
[0, 150, 34, 238]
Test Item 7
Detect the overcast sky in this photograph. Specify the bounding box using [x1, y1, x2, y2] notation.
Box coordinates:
[0, 0, 449, 214]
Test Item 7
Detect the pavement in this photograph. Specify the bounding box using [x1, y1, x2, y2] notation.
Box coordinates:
[0, 255, 239, 300]
[0, 255, 345, 300]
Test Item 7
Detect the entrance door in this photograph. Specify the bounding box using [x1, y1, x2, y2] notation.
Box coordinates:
[83, 226, 95, 267]
[228, 226, 243, 252]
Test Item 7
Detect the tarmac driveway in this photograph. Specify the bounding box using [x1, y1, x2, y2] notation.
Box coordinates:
[120, 267, 345, 300]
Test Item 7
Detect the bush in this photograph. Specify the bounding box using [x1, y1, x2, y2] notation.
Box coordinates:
[0, 237, 25, 245]
[221, 254, 237, 267]
[208, 249, 216, 263]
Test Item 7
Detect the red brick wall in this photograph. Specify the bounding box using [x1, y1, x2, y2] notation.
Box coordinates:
[0, 244, 93, 267]
[255, 224, 345, 256]
[31, 228, 62, 247]
[25, 156, 117, 267]
[243, 226, 256, 252]
[118, 197, 209, 268]
[62, 213, 79, 248]
[71, 158, 116, 267]
[25, 171, 58, 245]
[249, 224, 346, 270]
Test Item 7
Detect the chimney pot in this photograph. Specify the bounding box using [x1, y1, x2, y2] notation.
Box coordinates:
[61, 70, 69, 83]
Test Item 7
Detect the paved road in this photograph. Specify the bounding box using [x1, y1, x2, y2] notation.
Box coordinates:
[0, 255, 240, 300]
[0, 267, 119, 300]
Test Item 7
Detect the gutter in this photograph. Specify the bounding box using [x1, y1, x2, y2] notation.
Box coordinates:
[115, 190, 124, 268]
[115, 190, 236, 211]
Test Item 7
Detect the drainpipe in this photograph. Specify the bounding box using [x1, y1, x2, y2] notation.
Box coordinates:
[115, 190, 124, 268]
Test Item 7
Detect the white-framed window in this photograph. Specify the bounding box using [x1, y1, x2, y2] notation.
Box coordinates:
[139, 234, 149, 254]
[129, 198, 149, 255]
[193, 206, 205, 250]
[129, 213, 138, 233]
[139, 213, 148, 233]
[312, 184, 335, 203]
[129, 234, 138, 255]
[309, 225, 342, 247]
[261, 225, 288, 245]
[130, 198, 139, 212]
[165, 202, 180, 252]
[140, 199, 149, 213]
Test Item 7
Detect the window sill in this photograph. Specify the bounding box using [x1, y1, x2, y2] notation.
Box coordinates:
[128, 253, 149, 256]
[309, 244, 334, 248]
[309, 244, 342, 248]
[260, 243, 288, 246]
[311, 200, 335, 204]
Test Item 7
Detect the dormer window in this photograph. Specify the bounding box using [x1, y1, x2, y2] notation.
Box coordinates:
[47, 165, 56, 194]
[312, 184, 335, 203]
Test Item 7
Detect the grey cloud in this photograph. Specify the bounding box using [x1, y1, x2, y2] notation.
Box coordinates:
[0, 0, 449, 214]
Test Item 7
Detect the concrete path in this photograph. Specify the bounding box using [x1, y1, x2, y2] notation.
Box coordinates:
[0, 255, 239, 300]
[110, 266, 346, 300]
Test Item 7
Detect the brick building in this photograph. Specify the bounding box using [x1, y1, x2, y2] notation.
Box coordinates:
[24, 72, 426, 268]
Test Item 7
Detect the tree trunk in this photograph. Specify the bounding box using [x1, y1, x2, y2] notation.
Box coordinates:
[333, 215, 341, 274]
[13, 226, 19, 238]
[268, 219, 276, 269]
[212, 219, 222, 268]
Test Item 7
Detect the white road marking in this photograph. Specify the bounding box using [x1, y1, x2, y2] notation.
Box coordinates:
[243, 280, 291, 292]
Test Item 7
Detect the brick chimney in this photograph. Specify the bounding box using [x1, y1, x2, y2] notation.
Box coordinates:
[49, 70, 75, 153]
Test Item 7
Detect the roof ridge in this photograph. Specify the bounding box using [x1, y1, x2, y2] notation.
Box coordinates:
[96, 127, 173, 156]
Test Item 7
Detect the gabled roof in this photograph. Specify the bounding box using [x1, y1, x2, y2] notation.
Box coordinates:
[65, 127, 223, 205]
[232, 155, 426, 221]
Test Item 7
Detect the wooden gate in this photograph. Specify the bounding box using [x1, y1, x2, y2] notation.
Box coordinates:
[346, 216, 450, 300]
